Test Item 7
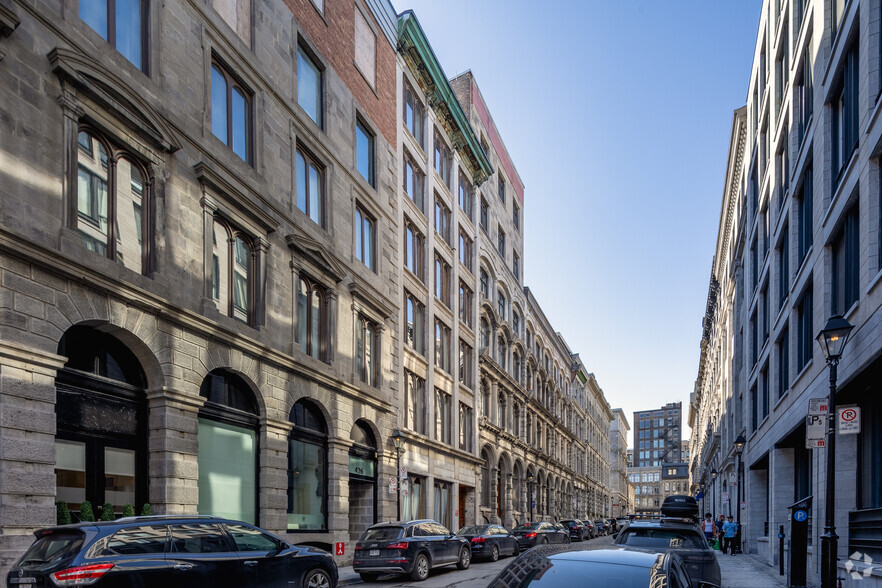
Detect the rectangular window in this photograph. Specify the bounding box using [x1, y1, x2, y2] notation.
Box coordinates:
[404, 81, 424, 148]
[459, 281, 473, 328]
[356, 119, 374, 186]
[497, 226, 506, 258]
[761, 285, 769, 344]
[778, 224, 790, 308]
[435, 389, 452, 444]
[459, 173, 473, 222]
[797, 285, 813, 371]
[513, 202, 520, 230]
[296, 147, 324, 226]
[434, 255, 451, 307]
[355, 204, 375, 271]
[459, 403, 473, 452]
[498, 175, 506, 203]
[297, 46, 322, 127]
[404, 220, 424, 281]
[434, 131, 451, 188]
[79, 0, 144, 70]
[403, 153, 425, 211]
[832, 43, 859, 183]
[750, 383, 758, 432]
[777, 326, 789, 399]
[458, 230, 473, 272]
[480, 198, 489, 232]
[798, 165, 813, 264]
[751, 310, 758, 365]
[355, 316, 377, 386]
[435, 320, 451, 372]
[796, 43, 814, 145]
[832, 204, 860, 315]
[497, 291, 506, 321]
[777, 132, 790, 212]
[513, 252, 520, 280]
[211, 62, 251, 163]
[405, 371, 427, 435]
[404, 292, 425, 354]
[435, 196, 451, 244]
[761, 364, 770, 420]
[459, 340, 473, 388]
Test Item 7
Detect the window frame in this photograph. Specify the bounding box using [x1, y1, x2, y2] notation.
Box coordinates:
[297, 43, 323, 128]
[211, 216, 256, 324]
[296, 274, 329, 361]
[79, 0, 147, 71]
[355, 203, 376, 271]
[403, 80, 425, 149]
[296, 146, 325, 227]
[211, 60, 252, 164]
[355, 314, 378, 387]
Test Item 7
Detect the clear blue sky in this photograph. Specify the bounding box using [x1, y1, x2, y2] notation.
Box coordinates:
[396, 0, 762, 447]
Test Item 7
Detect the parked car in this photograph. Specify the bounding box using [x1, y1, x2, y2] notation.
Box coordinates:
[455, 525, 520, 561]
[582, 519, 597, 537]
[594, 520, 609, 535]
[559, 520, 592, 541]
[352, 520, 470, 582]
[510, 522, 570, 549]
[5, 515, 338, 588]
[488, 545, 695, 588]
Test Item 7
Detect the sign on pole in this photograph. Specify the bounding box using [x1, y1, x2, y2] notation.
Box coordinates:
[807, 439, 827, 448]
[806, 414, 826, 440]
[389, 477, 397, 494]
[839, 406, 860, 435]
[809, 398, 829, 415]
[722, 492, 729, 503]
[399, 466, 407, 479]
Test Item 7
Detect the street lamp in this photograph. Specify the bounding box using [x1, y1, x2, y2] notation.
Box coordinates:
[817, 315, 854, 588]
[391, 429, 405, 521]
[711, 468, 718, 519]
[700, 481, 706, 516]
[527, 473, 534, 523]
[734, 434, 746, 554]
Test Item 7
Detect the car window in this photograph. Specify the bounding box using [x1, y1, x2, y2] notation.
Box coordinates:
[169, 524, 231, 554]
[512, 523, 535, 531]
[619, 528, 706, 550]
[431, 523, 451, 536]
[362, 527, 403, 541]
[18, 533, 84, 566]
[412, 524, 431, 537]
[456, 526, 485, 536]
[107, 526, 168, 555]
[226, 524, 279, 552]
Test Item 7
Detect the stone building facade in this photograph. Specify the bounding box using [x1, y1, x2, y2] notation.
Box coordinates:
[609, 408, 631, 517]
[690, 0, 882, 584]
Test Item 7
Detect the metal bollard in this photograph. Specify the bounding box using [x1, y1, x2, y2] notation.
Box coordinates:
[778, 525, 785, 576]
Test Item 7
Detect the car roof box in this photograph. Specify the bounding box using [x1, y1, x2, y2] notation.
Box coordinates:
[660, 495, 698, 519]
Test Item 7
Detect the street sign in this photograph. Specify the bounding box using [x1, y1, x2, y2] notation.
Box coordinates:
[722, 492, 729, 503]
[806, 414, 826, 439]
[389, 477, 397, 493]
[809, 398, 828, 415]
[335, 542, 345, 556]
[399, 466, 407, 478]
[807, 439, 826, 449]
[794, 510, 808, 522]
[839, 406, 860, 435]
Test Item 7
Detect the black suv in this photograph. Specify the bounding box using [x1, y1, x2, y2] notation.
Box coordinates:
[5, 515, 337, 588]
[559, 520, 592, 541]
[352, 520, 471, 582]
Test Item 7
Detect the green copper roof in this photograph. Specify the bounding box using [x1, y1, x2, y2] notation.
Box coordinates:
[397, 11, 493, 185]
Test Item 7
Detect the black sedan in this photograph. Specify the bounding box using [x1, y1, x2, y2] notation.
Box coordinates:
[456, 525, 520, 561]
[559, 520, 592, 541]
[488, 546, 695, 588]
[511, 522, 570, 549]
[352, 519, 470, 582]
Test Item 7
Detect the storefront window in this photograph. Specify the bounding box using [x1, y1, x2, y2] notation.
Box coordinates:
[288, 400, 328, 531]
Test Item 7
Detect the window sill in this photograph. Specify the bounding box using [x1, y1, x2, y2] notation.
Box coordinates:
[867, 267, 882, 297]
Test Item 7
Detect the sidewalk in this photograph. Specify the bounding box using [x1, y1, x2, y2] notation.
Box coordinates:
[337, 566, 363, 586]
[717, 550, 787, 588]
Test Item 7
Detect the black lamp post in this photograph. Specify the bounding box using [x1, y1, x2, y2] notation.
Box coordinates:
[711, 468, 718, 520]
[391, 429, 405, 521]
[700, 481, 706, 516]
[817, 316, 854, 588]
[734, 434, 746, 553]
[527, 473, 534, 523]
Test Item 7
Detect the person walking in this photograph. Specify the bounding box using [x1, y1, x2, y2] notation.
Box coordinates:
[702, 513, 715, 546]
[722, 515, 739, 555]
[716, 514, 726, 538]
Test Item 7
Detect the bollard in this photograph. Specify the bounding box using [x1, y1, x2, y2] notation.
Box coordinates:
[778, 525, 785, 576]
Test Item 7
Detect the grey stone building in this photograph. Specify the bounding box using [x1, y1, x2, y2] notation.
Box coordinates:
[690, 0, 882, 584]
[609, 408, 631, 517]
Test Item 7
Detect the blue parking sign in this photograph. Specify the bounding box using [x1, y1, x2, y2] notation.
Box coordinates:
[794, 510, 808, 522]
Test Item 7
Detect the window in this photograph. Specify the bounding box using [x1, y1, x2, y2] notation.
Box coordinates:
[355, 205, 375, 271]
[404, 220, 425, 281]
[831, 43, 859, 182]
[459, 403, 473, 452]
[798, 165, 813, 264]
[404, 81, 424, 148]
[355, 315, 377, 386]
[296, 275, 327, 360]
[497, 291, 506, 320]
[459, 230, 473, 272]
[459, 340, 473, 387]
[435, 197, 451, 244]
[288, 400, 327, 530]
[403, 152, 425, 211]
[479, 318, 490, 349]
[435, 389, 451, 444]
[435, 320, 451, 372]
[459, 282, 473, 328]
[297, 46, 322, 127]
[513, 201, 520, 230]
[776, 132, 789, 211]
[833, 0, 845, 36]
[774, 29, 789, 118]
[212, 218, 254, 323]
[459, 173, 473, 221]
[778, 224, 790, 307]
[513, 252, 520, 280]
[434, 255, 451, 306]
[832, 204, 859, 315]
[480, 269, 489, 299]
[434, 132, 451, 188]
[512, 310, 520, 336]
[405, 371, 427, 435]
[497, 335, 507, 369]
[76, 130, 150, 274]
[797, 285, 813, 371]
[761, 285, 769, 343]
[356, 119, 374, 186]
[796, 42, 813, 145]
[404, 292, 425, 354]
[777, 326, 789, 399]
[497, 226, 506, 257]
[761, 364, 770, 421]
[296, 147, 324, 226]
[211, 62, 250, 163]
[480, 198, 489, 232]
[79, 0, 144, 70]
[498, 175, 506, 203]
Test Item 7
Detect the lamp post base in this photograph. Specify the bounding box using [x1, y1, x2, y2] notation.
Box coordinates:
[820, 529, 838, 588]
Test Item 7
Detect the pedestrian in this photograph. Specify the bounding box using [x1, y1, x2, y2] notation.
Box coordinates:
[716, 514, 726, 537]
[702, 513, 715, 545]
[722, 515, 738, 555]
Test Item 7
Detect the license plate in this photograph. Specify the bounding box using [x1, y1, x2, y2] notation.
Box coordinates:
[369, 549, 379, 556]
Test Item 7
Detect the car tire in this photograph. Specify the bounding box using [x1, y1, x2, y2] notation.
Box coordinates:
[490, 544, 499, 562]
[411, 552, 430, 581]
[359, 573, 380, 583]
[303, 568, 332, 588]
[564, 536, 570, 544]
[513, 542, 520, 556]
[540, 536, 549, 545]
[456, 546, 471, 570]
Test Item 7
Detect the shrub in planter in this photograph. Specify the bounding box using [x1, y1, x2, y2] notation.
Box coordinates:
[122, 504, 136, 517]
[79, 501, 95, 522]
[141, 503, 153, 516]
[56, 501, 72, 526]
[100, 503, 115, 521]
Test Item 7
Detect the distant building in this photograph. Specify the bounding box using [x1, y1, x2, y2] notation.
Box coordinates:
[632, 402, 682, 467]
[628, 466, 662, 514]
[609, 408, 631, 517]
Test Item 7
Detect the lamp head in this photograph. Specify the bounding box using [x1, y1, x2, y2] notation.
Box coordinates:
[817, 315, 854, 361]
[734, 434, 746, 454]
[711, 468, 718, 478]
[391, 429, 405, 451]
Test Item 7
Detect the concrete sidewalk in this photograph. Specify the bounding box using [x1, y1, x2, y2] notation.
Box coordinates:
[717, 550, 787, 587]
[337, 565, 362, 586]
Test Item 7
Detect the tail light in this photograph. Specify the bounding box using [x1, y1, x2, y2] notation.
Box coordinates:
[525, 532, 537, 538]
[471, 537, 485, 543]
[51, 563, 114, 586]
[386, 542, 408, 550]
[354, 545, 363, 551]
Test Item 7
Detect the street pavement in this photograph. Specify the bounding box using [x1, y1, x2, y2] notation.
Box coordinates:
[717, 550, 787, 587]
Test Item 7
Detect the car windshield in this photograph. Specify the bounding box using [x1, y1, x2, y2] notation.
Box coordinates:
[512, 523, 537, 531]
[516, 559, 651, 586]
[19, 533, 84, 566]
[561, 521, 577, 526]
[618, 528, 706, 550]
[361, 527, 402, 542]
[457, 526, 488, 536]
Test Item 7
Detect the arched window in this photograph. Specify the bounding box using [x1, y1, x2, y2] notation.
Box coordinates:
[497, 335, 506, 369]
[297, 276, 327, 360]
[55, 326, 148, 519]
[212, 218, 254, 323]
[480, 269, 489, 298]
[288, 400, 328, 531]
[480, 318, 490, 349]
[513, 351, 521, 384]
[355, 315, 378, 386]
[405, 293, 425, 354]
[198, 369, 259, 523]
[76, 129, 151, 274]
[513, 403, 521, 438]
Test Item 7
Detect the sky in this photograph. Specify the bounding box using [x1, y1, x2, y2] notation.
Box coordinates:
[395, 0, 763, 447]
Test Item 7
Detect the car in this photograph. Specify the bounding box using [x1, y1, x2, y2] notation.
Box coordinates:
[455, 524, 520, 561]
[594, 520, 609, 535]
[613, 518, 720, 587]
[559, 520, 591, 542]
[510, 522, 570, 549]
[4, 515, 338, 588]
[352, 520, 470, 582]
[487, 545, 695, 588]
[582, 520, 597, 538]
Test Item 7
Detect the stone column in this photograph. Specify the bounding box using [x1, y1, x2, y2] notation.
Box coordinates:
[260, 418, 292, 533]
[146, 387, 205, 515]
[0, 341, 66, 579]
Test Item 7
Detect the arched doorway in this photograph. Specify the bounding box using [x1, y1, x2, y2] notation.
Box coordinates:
[288, 399, 328, 531]
[55, 326, 148, 520]
[197, 369, 259, 523]
[348, 420, 377, 539]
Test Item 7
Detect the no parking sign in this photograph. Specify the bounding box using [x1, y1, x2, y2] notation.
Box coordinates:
[839, 406, 860, 435]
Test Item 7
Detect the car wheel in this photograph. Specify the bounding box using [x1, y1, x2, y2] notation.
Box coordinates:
[564, 536, 570, 544]
[456, 546, 471, 570]
[411, 552, 430, 581]
[303, 568, 332, 588]
[513, 542, 520, 556]
[359, 573, 379, 583]
[490, 544, 499, 562]
[540, 536, 549, 545]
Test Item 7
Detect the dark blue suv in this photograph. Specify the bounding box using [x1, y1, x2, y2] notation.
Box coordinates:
[352, 520, 471, 582]
[5, 515, 337, 588]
